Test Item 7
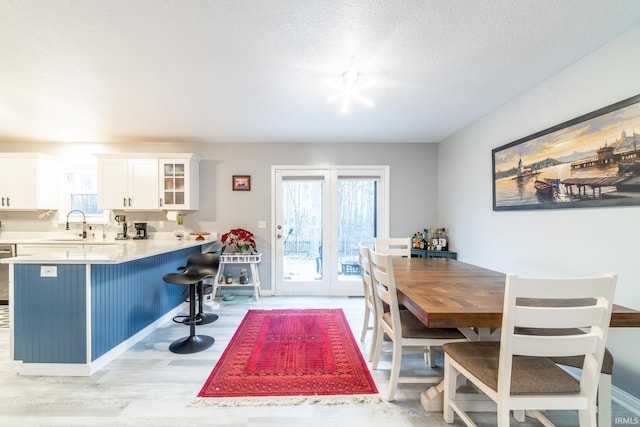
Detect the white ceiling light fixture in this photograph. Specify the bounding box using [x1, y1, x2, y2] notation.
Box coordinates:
[327, 56, 374, 114]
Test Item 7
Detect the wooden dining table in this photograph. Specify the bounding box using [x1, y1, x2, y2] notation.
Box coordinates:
[391, 257, 640, 412]
[393, 257, 640, 330]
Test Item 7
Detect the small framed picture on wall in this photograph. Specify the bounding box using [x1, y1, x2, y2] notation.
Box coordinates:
[232, 175, 251, 191]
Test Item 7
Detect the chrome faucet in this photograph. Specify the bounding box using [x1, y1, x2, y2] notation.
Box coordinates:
[65, 210, 87, 239]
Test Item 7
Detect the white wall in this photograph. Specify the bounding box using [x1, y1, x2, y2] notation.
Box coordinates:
[438, 25, 640, 397]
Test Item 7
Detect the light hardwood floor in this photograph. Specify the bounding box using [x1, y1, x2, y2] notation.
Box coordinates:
[0, 297, 613, 426]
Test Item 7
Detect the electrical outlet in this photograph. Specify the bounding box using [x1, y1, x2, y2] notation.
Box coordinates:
[40, 266, 57, 277]
[258, 220, 267, 229]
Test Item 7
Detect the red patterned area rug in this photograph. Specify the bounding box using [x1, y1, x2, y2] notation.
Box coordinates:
[192, 309, 380, 406]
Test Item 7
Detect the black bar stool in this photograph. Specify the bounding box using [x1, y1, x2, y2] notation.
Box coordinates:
[163, 253, 219, 354]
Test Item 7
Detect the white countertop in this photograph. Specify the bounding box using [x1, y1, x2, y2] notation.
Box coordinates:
[0, 237, 218, 264]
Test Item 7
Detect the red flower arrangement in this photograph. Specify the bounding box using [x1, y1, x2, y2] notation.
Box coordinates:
[221, 228, 257, 254]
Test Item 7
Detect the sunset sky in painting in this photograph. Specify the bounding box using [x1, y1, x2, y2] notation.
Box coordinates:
[494, 100, 640, 173]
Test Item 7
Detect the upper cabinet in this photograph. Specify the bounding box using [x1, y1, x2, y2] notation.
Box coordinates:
[159, 154, 199, 210]
[0, 153, 59, 211]
[97, 154, 200, 211]
[97, 157, 159, 210]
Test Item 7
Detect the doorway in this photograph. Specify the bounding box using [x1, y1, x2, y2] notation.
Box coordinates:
[272, 166, 389, 295]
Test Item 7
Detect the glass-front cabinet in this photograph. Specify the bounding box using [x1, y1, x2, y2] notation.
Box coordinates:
[159, 154, 200, 210]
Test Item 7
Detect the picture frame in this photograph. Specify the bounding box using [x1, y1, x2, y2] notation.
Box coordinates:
[232, 175, 251, 191]
[492, 94, 640, 211]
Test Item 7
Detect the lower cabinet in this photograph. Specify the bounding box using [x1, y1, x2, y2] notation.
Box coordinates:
[411, 249, 458, 259]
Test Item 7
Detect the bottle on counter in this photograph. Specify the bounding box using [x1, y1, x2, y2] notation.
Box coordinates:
[431, 227, 439, 250]
[438, 228, 448, 251]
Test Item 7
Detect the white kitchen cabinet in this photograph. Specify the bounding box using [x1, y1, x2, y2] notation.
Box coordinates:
[97, 157, 159, 210]
[159, 154, 200, 210]
[0, 154, 59, 210]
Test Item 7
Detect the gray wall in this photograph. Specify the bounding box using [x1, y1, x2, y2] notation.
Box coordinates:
[437, 25, 640, 398]
[0, 141, 438, 292]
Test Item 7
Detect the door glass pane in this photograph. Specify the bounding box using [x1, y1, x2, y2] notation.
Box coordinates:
[282, 180, 323, 282]
[337, 179, 376, 280]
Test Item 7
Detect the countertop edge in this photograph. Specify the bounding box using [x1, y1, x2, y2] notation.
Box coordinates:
[1, 239, 217, 264]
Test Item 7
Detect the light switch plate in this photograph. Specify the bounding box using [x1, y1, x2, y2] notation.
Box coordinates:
[40, 266, 57, 277]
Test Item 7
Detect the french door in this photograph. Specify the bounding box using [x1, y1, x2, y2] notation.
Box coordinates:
[272, 166, 389, 295]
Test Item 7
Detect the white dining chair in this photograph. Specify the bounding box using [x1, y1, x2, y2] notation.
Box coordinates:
[443, 273, 617, 427]
[357, 243, 377, 361]
[368, 248, 467, 401]
[374, 237, 411, 258]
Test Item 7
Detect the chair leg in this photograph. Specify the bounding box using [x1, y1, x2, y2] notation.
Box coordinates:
[598, 374, 612, 427]
[360, 305, 370, 342]
[387, 338, 403, 401]
[578, 407, 598, 427]
[427, 346, 437, 368]
[513, 410, 525, 422]
[371, 325, 384, 369]
[367, 315, 378, 362]
[443, 354, 457, 424]
[497, 402, 511, 427]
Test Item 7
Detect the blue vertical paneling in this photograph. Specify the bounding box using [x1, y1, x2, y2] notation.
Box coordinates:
[90, 247, 200, 360]
[13, 264, 87, 363]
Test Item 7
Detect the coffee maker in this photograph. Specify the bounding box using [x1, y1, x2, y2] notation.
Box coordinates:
[114, 215, 128, 240]
[134, 222, 148, 240]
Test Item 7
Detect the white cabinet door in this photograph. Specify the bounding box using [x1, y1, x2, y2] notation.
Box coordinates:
[98, 158, 129, 209]
[98, 158, 159, 210]
[159, 155, 199, 210]
[0, 154, 59, 210]
[129, 159, 159, 209]
[5, 158, 38, 209]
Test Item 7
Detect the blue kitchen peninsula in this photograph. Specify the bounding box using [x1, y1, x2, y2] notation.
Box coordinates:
[3, 239, 216, 376]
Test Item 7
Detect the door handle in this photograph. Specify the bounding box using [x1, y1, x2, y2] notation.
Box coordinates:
[277, 234, 282, 239]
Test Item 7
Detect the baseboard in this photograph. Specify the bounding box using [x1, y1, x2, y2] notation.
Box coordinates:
[612, 386, 640, 417]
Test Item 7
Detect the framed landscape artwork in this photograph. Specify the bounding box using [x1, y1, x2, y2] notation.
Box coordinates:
[232, 175, 251, 191]
[492, 94, 640, 211]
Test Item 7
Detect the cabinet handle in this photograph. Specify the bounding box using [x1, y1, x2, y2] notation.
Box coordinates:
[1, 197, 4, 206]
[128, 198, 132, 207]
[159, 198, 163, 207]
[123, 198, 127, 207]
[5, 197, 9, 206]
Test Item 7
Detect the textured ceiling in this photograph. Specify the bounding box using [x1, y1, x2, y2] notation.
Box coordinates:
[2, 0, 640, 144]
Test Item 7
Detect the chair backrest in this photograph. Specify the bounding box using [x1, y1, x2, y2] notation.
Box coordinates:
[185, 252, 220, 277]
[368, 248, 402, 337]
[498, 273, 617, 401]
[358, 243, 375, 309]
[374, 237, 411, 258]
